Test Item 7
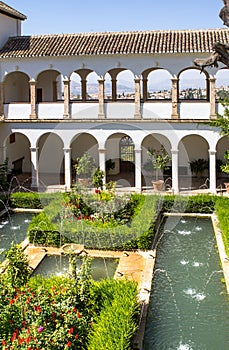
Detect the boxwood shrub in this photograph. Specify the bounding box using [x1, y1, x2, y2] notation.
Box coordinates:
[87, 279, 139, 350]
[161, 194, 217, 213]
[10, 192, 61, 209]
[215, 197, 229, 255]
[28, 194, 159, 251]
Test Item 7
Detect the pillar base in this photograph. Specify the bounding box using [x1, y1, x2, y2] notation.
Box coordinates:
[134, 113, 142, 119]
[98, 113, 105, 119]
[30, 114, 37, 120]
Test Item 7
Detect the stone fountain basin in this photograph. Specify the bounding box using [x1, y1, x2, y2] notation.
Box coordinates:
[61, 243, 85, 254]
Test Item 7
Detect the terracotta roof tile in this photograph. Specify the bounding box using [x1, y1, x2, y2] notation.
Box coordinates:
[0, 1, 26, 20]
[0, 28, 229, 58]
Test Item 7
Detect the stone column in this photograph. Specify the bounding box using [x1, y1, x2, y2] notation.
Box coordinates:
[171, 77, 179, 119]
[30, 147, 39, 189]
[29, 79, 37, 119]
[209, 77, 216, 119]
[98, 148, 106, 186]
[98, 79, 105, 118]
[63, 78, 70, 119]
[111, 78, 117, 101]
[142, 77, 148, 102]
[0, 146, 6, 164]
[64, 148, 71, 191]
[0, 82, 4, 118]
[81, 79, 87, 101]
[134, 77, 141, 119]
[135, 148, 142, 192]
[209, 150, 216, 193]
[171, 149, 179, 193]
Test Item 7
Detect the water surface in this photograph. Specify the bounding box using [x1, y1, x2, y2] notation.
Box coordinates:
[144, 216, 229, 350]
[0, 212, 33, 261]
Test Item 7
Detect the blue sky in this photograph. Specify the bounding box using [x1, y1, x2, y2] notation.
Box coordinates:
[6, 0, 225, 35]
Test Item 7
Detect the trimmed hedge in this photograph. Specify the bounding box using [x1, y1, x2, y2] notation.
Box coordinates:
[87, 279, 139, 350]
[161, 194, 217, 213]
[215, 197, 229, 255]
[10, 192, 61, 209]
[28, 194, 158, 251]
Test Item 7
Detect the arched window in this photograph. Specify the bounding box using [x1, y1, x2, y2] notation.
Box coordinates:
[179, 69, 207, 100]
[120, 136, 134, 162]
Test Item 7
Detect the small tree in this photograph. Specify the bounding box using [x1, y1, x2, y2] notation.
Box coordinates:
[92, 168, 104, 189]
[74, 152, 96, 179]
[144, 145, 171, 181]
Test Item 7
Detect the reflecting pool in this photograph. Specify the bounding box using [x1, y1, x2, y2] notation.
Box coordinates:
[33, 255, 119, 281]
[144, 216, 229, 350]
[0, 212, 33, 261]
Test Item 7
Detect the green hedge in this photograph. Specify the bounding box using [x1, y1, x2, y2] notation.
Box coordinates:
[28, 194, 158, 250]
[215, 197, 229, 255]
[27, 193, 219, 251]
[87, 279, 139, 350]
[10, 192, 61, 209]
[161, 194, 217, 213]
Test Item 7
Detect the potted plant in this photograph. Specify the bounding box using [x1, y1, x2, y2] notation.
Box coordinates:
[74, 152, 96, 184]
[189, 158, 208, 177]
[144, 145, 171, 191]
[105, 158, 115, 174]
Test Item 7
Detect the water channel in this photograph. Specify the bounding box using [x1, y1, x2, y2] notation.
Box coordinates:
[0, 212, 33, 262]
[143, 215, 229, 350]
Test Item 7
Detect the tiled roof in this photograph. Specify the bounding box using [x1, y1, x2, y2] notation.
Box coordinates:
[0, 28, 228, 58]
[0, 1, 26, 20]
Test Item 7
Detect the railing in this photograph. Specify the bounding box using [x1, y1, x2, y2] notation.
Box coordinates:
[4, 100, 216, 120]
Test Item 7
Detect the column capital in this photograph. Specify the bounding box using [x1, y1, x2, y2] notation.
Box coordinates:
[171, 149, 179, 155]
[209, 149, 216, 155]
[98, 148, 106, 153]
[63, 147, 71, 153]
[30, 147, 39, 152]
[29, 79, 37, 85]
[134, 77, 141, 83]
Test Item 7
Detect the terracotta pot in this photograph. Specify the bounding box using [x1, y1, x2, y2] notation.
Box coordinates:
[152, 180, 164, 191]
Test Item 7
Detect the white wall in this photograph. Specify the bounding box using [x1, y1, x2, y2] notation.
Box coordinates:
[0, 14, 20, 48]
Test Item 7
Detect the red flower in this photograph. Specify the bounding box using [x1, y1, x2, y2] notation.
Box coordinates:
[95, 188, 101, 194]
[2, 340, 6, 346]
[77, 312, 81, 319]
[11, 332, 17, 342]
[68, 327, 74, 334]
[26, 336, 32, 344]
[10, 299, 14, 304]
[18, 337, 24, 345]
[66, 341, 72, 348]
[75, 334, 79, 339]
